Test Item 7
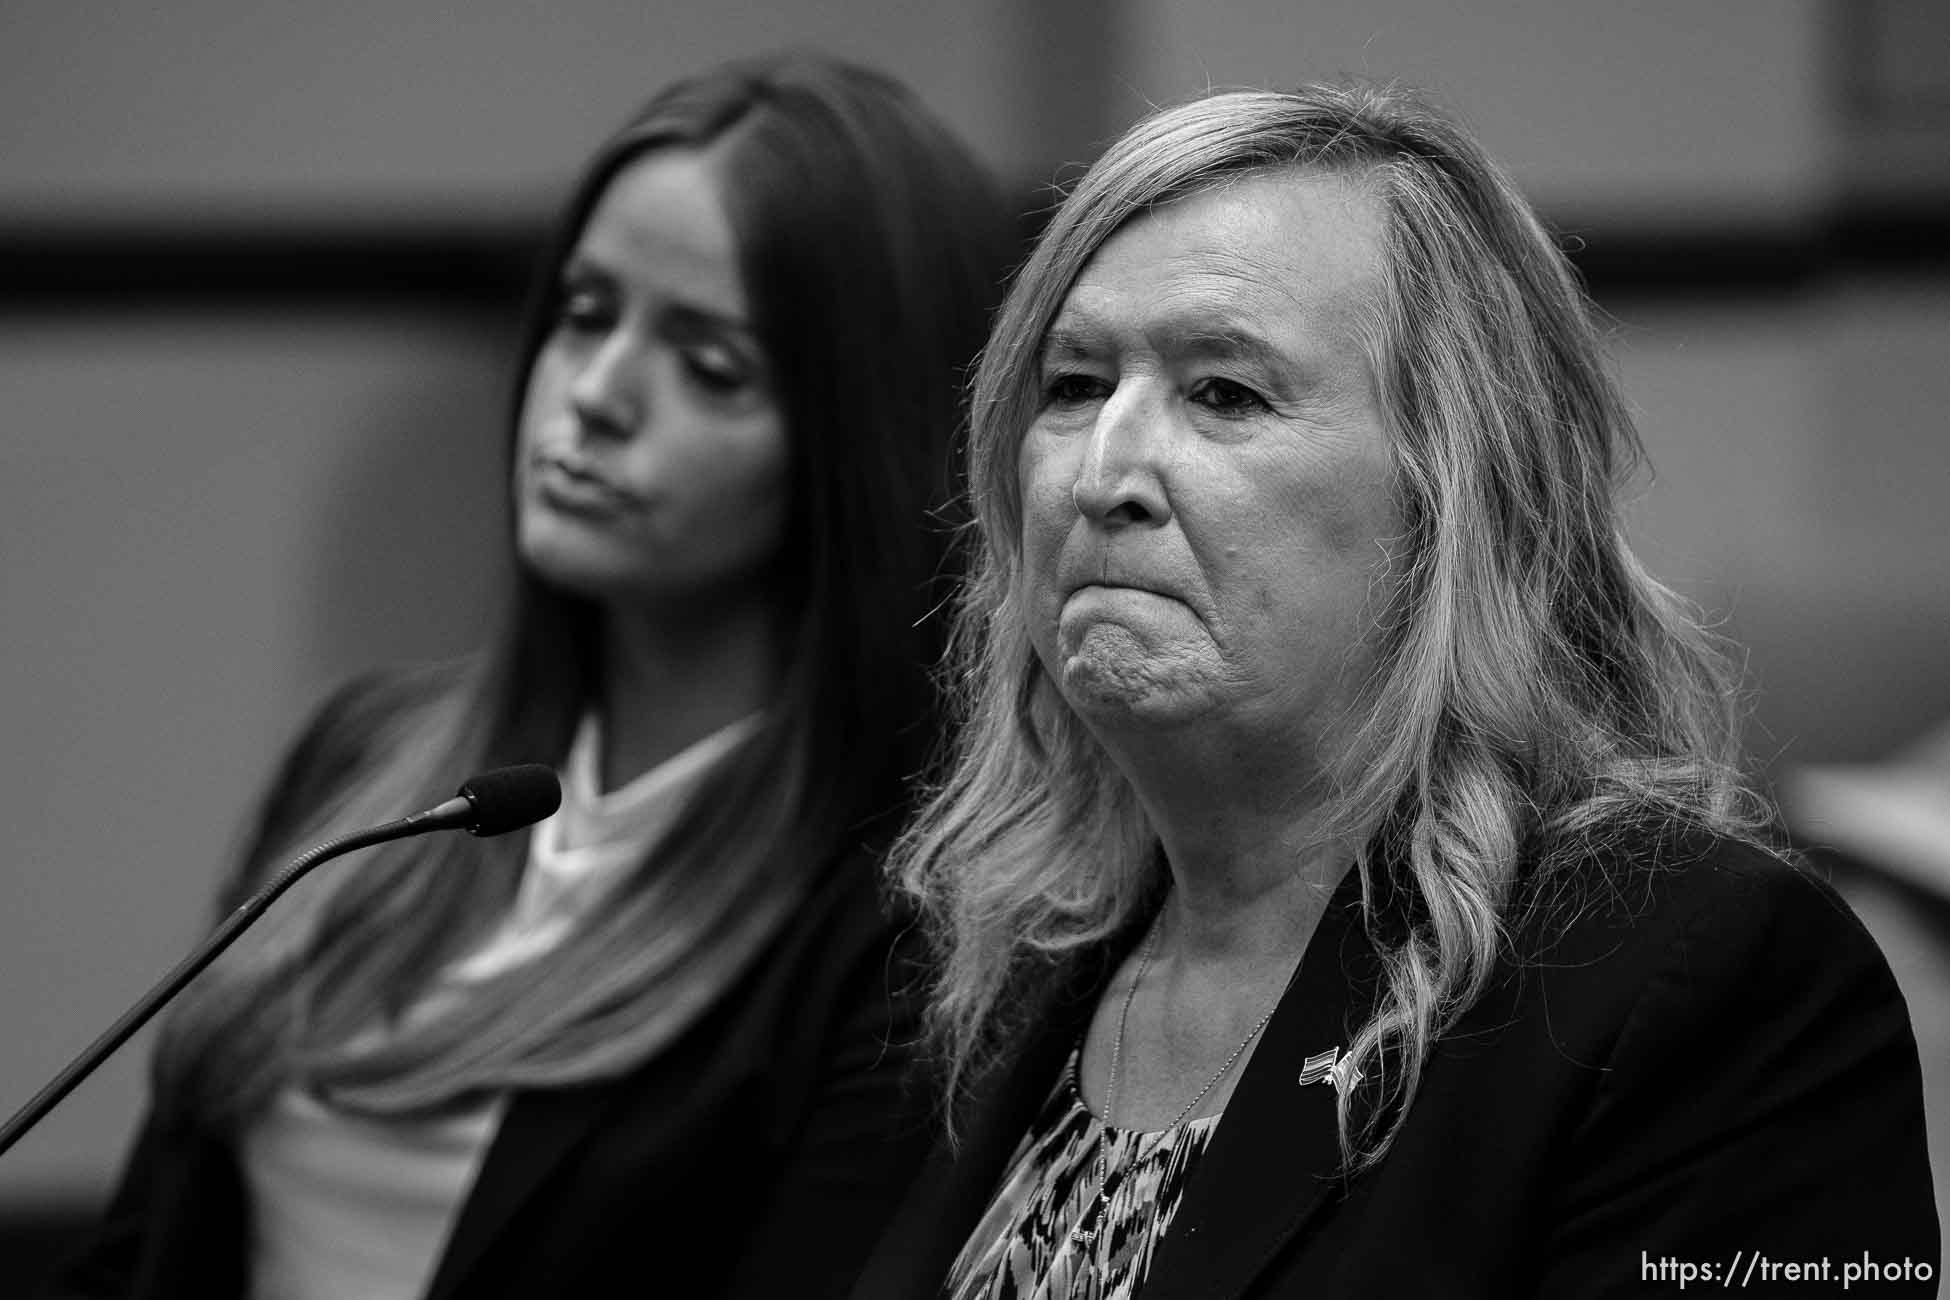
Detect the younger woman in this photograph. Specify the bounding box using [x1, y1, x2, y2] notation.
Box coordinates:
[53, 52, 1014, 1299]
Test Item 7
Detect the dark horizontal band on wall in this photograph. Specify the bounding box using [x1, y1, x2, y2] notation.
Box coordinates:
[0, 215, 544, 313]
[2, 199, 1946, 313]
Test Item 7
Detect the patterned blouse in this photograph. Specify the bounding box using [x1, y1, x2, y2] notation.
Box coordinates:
[946, 1046, 1223, 1300]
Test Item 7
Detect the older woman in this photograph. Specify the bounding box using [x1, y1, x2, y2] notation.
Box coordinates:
[853, 85, 1939, 1298]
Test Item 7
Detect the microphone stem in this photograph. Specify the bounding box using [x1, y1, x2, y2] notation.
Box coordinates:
[0, 814, 436, 1159]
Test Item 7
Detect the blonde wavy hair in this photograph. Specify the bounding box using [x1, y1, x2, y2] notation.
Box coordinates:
[894, 83, 1766, 1170]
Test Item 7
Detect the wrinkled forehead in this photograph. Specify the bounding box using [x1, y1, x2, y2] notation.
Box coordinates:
[1036, 170, 1392, 397]
[1051, 167, 1391, 349]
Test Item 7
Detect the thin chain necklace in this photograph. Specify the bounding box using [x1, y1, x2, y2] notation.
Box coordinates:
[1069, 904, 1285, 1250]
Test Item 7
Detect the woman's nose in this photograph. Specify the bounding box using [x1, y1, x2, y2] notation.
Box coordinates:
[1070, 387, 1171, 528]
[567, 333, 643, 440]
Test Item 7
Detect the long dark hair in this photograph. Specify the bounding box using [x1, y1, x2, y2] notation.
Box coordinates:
[159, 52, 1015, 1123]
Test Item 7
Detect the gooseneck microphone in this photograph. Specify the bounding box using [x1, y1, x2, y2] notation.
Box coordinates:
[0, 764, 560, 1159]
[399, 764, 564, 838]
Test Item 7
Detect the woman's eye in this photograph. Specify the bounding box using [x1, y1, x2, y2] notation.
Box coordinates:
[683, 347, 752, 395]
[1043, 373, 1107, 408]
[555, 288, 612, 335]
[1190, 376, 1268, 414]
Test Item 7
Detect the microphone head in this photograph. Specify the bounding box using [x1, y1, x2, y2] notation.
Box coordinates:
[456, 764, 561, 837]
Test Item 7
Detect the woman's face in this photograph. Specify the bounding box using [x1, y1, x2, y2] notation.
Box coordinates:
[516, 148, 788, 607]
[1018, 170, 1403, 762]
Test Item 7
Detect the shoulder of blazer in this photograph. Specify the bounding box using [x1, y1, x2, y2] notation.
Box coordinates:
[1496, 824, 1877, 1014]
[225, 663, 464, 898]
[1420, 826, 1868, 1080]
[1395, 822, 1926, 1241]
[1140, 825, 1929, 1299]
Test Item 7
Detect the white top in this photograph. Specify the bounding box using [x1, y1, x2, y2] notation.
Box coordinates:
[241, 712, 760, 1300]
[244, 1089, 503, 1300]
[453, 711, 761, 981]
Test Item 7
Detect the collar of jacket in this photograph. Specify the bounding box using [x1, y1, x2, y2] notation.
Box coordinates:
[856, 863, 1386, 1300]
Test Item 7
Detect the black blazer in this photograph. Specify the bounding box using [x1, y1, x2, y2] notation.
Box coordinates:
[46, 854, 930, 1299]
[45, 675, 935, 1299]
[853, 831, 1940, 1298]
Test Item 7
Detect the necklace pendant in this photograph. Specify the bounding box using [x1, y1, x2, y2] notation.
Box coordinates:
[1070, 1186, 1110, 1249]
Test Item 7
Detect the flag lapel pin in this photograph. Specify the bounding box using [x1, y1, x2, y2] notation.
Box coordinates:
[1299, 1045, 1364, 1099]
[1297, 1046, 1340, 1088]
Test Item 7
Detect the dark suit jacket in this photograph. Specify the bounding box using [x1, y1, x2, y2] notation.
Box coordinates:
[853, 830, 1940, 1298]
[44, 673, 935, 1299]
[46, 854, 930, 1300]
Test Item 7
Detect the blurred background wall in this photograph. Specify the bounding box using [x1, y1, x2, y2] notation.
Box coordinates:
[3, 0, 1945, 1280]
